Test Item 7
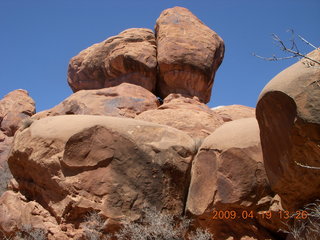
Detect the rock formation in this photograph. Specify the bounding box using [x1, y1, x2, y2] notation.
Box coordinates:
[0, 89, 35, 166]
[0, 191, 70, 240]
[34, 83, 159, 119]
[186, 118, 280, 239]
[136, 93, 224, 139]
[6, 115, 196, 238]
[155, 7, 225, 103]
[1, 6, 318, 240]
[211, 104, 255, 122]
[256, 49, 320, 211]
[68, 28, 157, 93]
[0, 89, 35, 137]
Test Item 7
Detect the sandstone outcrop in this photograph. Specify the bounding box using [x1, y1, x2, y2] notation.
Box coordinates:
[211, 104, 255, 122]
[155, 7, 225, 103]
[186, 118, 278, 239]
[0, 89, 35, 137]
[136, 93, 224, 140]
[0, 191, 71, 240]
[7, 115, 196, 235]
[0, 132, 12, 166]
[33, 83, 159, 119]
[68, 28, 157, 93]
[256, 49, 320, 211]
[3, 6, 316, 240]
[0, 89, 35, 166]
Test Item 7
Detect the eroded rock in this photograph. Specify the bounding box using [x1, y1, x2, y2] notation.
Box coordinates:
[0, 191, 70, 240]
[0, 89, 35, 137]
[136, 93, 224, 140]
[68, 28, 157, 93]
[33, 83, 159, 119]
[211, 105, 255, 122]
[155, 7, 225, 103]
[186, 118, 277, 239]
[8, 115, 196, 233]
[256, 49, 320, 211]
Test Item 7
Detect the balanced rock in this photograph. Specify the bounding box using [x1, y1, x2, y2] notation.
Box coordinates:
[211, 104, 255, 122]
[186, 118, 276, 239]
[8, 115, 196, 235]
[0, 89, 35, 137]
[33, 83, 159, 119]
[136, 93, 224, 140]
[68, 28, 157, 93]
[256, 49, 320, 211]
[155, 7, 225, 103]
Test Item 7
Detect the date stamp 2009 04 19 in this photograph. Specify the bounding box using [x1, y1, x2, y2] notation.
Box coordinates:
[212, 210, 308, 220]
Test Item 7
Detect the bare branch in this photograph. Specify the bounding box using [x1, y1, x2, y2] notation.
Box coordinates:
[254, 31, 320, 66]
[252, 53, 296, 61]
[295, 161, 320, 170]
[298, 35, 319, 50]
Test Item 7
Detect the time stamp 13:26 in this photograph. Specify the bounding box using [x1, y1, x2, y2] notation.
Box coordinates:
[212, 210, 309, 220]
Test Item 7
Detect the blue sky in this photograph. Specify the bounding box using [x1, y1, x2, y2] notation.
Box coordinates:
[1, 0, 319, 111]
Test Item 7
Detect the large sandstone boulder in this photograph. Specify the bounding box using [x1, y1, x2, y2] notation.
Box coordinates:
[211, 105, 255, 122]
[136, 93, 224, 140]
[186, 118, 278, 240]
[8, 115, 196, 235]
[256, 49, 320, 211]
[155, 7, 225, 103]
[33, 83, 159, 119]
[0, 89, 35, 137]
[68, 28, 157, 93]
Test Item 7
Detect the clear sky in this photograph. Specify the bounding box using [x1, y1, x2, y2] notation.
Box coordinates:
[1, 0, 319, 111]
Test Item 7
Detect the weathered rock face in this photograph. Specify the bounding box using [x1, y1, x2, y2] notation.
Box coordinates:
[33, 83, 159, 120]
[0, 191, 71, 240]
[256, 49, 320, 211]
[155, 7, 225, 103]
[136, 94, 224, 140]
[8, 115, 196, 235]
[0, 89, 35, 167]
[186, 118, 277, 240]
[68, 28, 157, 93]
[0, 132, 12, 166]
[211, 104, 255, 122]
[0, 89, 35, 137]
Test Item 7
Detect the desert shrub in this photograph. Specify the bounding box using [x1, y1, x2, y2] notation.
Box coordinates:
[0, 161, 12, 195]
[82, 208, 213, 240]
[83, 211, 110, 240]
[188, 228, 213, 240]
[14, 224, 46, 240]
[0, 224, 46, 240]
[286, 200, 320, 240]
[115, 207, 213, 240]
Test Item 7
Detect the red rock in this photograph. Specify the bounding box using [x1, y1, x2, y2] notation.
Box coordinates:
[136, 94, 224, 139]
[33, 83, 159, 119]
[68, 28, 157, 93]
[8, 115, 196, 234]
[211, 104, 255, 122]
[186, 118, 277, 239]
[155, 7, 224, 103]
[0, 191, 70, 240]
[0, 89, 35, 137]
[256, 49, 320, 211]
[0, 132, 12, 166]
